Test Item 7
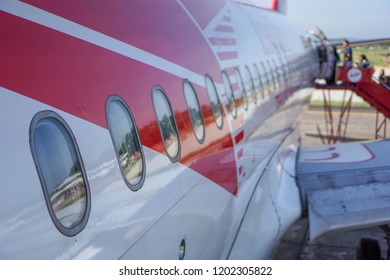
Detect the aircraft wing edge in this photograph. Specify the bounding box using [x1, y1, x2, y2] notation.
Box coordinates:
[297, 140, 390, 240]
[308, 182, 390, 240]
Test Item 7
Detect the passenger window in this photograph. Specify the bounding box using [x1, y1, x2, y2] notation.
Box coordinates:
[183, 79, 205, 144]
[222, 71, 237, 119]
[266, 60, 276, 91]
[253, 63, 264, 99]
[30, 111, 90, 236]
[260, 62, 270, 95]
[277, 58, 286, 89]
[272, 59, 280, 89]
[235, 68, 248, 110]
[283, 56, 292, 83]
[205, 74, 223, 129]
[279, 57, 287, 83]
[106, 96, 145, 190]
[152, 86, 181, 162]
[245, 65, 257, 105]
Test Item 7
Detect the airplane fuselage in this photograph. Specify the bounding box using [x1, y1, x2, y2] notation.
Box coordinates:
[0, 0, 318, 259]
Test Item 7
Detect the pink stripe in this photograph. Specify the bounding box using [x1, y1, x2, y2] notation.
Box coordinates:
[209, 37, 236, 46]
[271, 0, 278, 10]
[224, 67, 236, 76]
[235, 131, 244, 144]
[231, 83, 239, 92]
[21, 0, 221, 78]
[304, 153, 340, 162]
[217, 51, 238, 60]
[237, 148, 244, 160]
[0, 12, 238, 195]
[215, 25, 234, 33]
[222, 16, 232, 22]
[179, 0, 226, 30]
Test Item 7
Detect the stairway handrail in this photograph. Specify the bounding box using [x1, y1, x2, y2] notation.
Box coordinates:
[372, 75, 390, 91]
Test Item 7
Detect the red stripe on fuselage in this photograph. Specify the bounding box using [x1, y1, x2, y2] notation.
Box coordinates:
[235, 131, 245, 144]
[223, 67, 237, 76]
[222, 16, 232, 22]
[21, 0, 222, 82]
[179, 0, 226, 30]
[237, 148, 244, 160]
[217, 51, 239, 60]
[271, 0, 278, 11]
[209, 37, 237, 46]
[0, 12, 238, 194]
[215, 25, 234, 33]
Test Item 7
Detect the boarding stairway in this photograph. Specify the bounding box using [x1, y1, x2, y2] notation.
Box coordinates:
[315, 67, 390, 143]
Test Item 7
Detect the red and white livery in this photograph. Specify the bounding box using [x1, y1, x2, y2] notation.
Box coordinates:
[2, 0, 389, 260]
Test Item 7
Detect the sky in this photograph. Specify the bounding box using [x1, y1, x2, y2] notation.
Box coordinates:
[286, 0, 390, 40]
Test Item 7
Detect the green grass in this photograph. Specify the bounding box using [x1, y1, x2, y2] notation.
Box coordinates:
[350, 43, 390, 68]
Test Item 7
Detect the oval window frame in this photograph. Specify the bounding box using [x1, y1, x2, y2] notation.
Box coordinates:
[235, 67, 248, 111]
[245, 65, 257, 105]
[266, 60, 276, 92]
[182, 79, 206, 144]
[29, 110, 91, 237]
[260, 61, 270, 96]
[253, 63, 264, 100]
[106, 95, 146, 191]
[152, 86, 181, 163]
[279, 57, 287, 87]
[221, 70, 237, 119]
[204, 74, 224, 130]
[275, 58, 284, 89]
[271, 59, 280, 90]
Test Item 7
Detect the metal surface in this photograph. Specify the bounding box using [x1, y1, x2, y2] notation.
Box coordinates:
[298, 140, 390, 240]
[308, 182, 390, 240]
[0, 0, 316, 259]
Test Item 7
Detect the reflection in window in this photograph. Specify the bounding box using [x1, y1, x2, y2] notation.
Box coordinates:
[253, 63, 264, 99]
[183, 80, 205, 144]
[284, 57, 292, 80]
[279, 57, 287, 84]
[106, 97, 145, 190]
[245, 65, 257, 105]
[222, 71, 237, 119]
[282, 56, 291, 86]
[30, 111, 90, 236]
[260, 62, 270, 95]
[272, 59, 280, 89]
[205, 74, 223, 129]
[276, 58, 284, 89]
[266, 60, 276, 91]
[235, 68, 248, 110]
[152, 86, 180, 162]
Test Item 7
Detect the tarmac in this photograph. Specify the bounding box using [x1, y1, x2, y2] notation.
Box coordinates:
[273, 93, 389, 260]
